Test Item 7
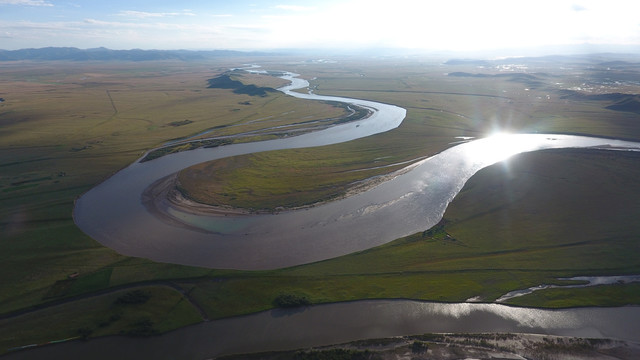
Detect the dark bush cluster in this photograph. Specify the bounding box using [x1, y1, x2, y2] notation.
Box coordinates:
[273, 293, 311, 308]
[114, 290, 151, 305]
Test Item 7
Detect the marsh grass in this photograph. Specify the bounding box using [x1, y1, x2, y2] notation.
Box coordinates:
[0, 286, 201, 353]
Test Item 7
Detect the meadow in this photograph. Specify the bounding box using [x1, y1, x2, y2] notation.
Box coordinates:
[177, 57, 640, 210]
[1, 56, 640, 353]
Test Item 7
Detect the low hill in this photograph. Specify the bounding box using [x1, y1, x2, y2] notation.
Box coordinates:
[606, 96, 640, 114]
[207, 74, 276, 97]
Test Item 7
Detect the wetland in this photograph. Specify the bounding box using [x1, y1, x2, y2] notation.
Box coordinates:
[2, 54, 640, 358]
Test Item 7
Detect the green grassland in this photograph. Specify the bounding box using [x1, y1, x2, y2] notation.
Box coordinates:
[2, 57, 640, 353]
[0, 286, 202, 352]
[0, 59, 349, 349]
[174, 149, 640, 320]
[0, 61, 330, 307]
[176, 58, 640, 210]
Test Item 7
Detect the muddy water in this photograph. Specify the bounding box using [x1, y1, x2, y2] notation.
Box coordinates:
[73, 72, 640, 270]
[56, 69, 640, 360]
[7, 300, 640, 360]
[73, 72, 406, 269]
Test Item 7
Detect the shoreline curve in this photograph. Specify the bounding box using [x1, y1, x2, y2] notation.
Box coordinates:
[73, 68, 640, 270]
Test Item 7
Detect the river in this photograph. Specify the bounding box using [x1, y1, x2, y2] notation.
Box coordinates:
[58, 68, 640, 359]
[73, 71, 640, 270]
[6, 300, 640, 359]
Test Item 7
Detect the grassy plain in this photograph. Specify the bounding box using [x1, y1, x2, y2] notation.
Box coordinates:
[0, 59, 349, 350]
[2, 56, 640, 353]
[177, 58, 640, 210]
[0, 60, 345, 310]
[172, 149, 640, 320]
[0, 286, 202, 352]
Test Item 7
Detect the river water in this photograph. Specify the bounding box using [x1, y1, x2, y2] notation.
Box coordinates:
[6, 300, 640, 360]
[60, 69, 640, 359]
[73, 71, 640, 270]
[497, 275, 640, 302]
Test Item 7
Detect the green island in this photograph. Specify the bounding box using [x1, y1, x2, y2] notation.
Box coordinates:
[2, 55, 640, 355]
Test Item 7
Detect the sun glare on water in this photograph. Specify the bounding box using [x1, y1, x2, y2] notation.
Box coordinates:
[465, 132, 542, 166]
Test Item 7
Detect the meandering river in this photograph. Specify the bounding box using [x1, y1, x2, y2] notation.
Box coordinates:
[56, 69, 640, 359]
[73, 71, 640, 270]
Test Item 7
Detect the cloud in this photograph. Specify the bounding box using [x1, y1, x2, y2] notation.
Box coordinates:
[117, 10, 195, 19]
[3, 0, 640, 52]
[83, 18, 187, 30]
[3, 20, 82, 32]
[571, 3, 587, 11]
[275, 5, 316, 12]
[0, 0, 53, 6]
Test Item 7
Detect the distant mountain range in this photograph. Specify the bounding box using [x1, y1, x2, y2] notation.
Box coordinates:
[445, 53, 640, 67]
[0, 47, 276, 61]
[558, 90, 640, 114]
[3, 47, 640, 63]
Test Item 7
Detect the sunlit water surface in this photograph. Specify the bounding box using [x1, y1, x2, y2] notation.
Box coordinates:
[55, 67, 640, 360]
[74, 71, 640, 270]
[7, 300, 640, 360]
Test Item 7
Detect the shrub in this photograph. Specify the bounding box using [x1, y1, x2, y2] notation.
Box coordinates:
[114, 290, 151, 305]
[273, 293, 311, 308]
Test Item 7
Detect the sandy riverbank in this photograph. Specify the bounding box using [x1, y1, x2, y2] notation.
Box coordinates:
[219, 332, 640, 360]
[141, 158, 425, 227]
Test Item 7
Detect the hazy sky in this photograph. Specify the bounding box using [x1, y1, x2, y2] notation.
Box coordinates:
[1, 0, 639, 52]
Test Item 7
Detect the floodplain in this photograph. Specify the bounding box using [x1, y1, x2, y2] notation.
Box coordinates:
[1, 54, 640, 356]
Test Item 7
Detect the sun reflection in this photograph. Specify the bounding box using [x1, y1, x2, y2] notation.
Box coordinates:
[464, 132, 541, 167]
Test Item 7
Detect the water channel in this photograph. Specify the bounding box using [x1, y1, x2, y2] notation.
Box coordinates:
[7, 300, 640, 359]
[59, 68, 640, 359]
[497, 275, 640, 302]
[73, 71, 640, 270]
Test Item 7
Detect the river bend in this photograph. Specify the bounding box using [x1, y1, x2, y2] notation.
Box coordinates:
[74, 71, 640, 270]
